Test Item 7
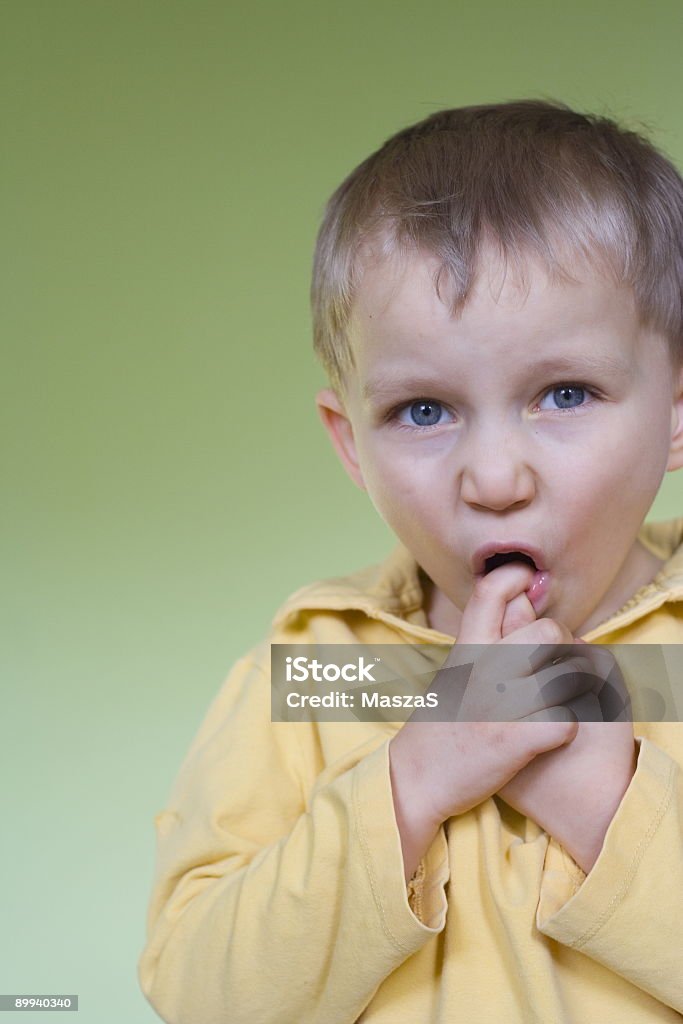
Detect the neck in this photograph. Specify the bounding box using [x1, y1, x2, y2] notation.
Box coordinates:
[576, 540, 665, 635]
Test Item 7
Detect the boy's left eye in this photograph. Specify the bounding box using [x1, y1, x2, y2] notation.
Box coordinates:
[537, 385, 587, 411]
[396, 400, 453, 427]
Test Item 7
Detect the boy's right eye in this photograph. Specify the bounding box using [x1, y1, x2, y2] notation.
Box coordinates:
[396, 400, 452, 428]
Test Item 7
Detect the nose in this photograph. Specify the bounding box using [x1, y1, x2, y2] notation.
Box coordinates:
[459, 429, 536, 512]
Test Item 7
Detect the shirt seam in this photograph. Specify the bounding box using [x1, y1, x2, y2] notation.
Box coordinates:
[352, 747, 415, 956]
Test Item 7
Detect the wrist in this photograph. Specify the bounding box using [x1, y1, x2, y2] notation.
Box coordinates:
[558, 741, 638, 874]
[389, 737, 443, 881]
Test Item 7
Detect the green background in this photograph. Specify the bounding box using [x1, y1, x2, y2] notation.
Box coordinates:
[2, 1, 682, 1020]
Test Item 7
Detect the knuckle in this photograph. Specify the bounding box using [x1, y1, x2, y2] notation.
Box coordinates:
[553, 719, 578, 742]
[529, 719, 576, 749]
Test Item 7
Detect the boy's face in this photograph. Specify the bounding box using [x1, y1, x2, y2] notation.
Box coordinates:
[317, 248, 683, 637]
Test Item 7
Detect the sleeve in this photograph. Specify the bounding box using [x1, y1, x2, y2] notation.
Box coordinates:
[138, 652, 449, 1024]
[536, 736, 683, 1014]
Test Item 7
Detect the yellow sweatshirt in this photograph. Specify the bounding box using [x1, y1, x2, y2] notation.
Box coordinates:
[139, 519, 683, 1023]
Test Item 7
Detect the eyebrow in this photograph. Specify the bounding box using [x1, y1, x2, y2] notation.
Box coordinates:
[362, 375, 451, 402]
[362, 353, 630, 402]
[520, 353, 630, 379]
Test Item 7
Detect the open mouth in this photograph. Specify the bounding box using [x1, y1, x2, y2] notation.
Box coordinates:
[483, 551, 538, 575]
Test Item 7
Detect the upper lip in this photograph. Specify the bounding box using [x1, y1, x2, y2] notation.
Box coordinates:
[471, 542, 546, 577]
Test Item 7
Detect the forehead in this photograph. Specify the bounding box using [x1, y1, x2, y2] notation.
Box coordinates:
[345, 245, 649, 387]
[350, 244, 632, 340]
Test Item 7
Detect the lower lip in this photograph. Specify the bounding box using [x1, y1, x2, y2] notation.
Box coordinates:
[526, 570, 551, 616]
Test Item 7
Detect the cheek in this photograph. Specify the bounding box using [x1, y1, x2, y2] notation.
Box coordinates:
[555, 435, 665, 550]
[359, 443, 446, 533]
[590, 426, 669, 500]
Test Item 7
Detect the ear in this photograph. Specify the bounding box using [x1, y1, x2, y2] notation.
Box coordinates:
[666, 363, 683, 472]
[315, 388, 367, 491]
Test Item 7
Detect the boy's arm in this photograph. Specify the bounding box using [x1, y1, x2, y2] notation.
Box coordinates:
[492, 583, 683, 1012]
[138, 649, 449, 1024]
[532, 731, 683, 1014]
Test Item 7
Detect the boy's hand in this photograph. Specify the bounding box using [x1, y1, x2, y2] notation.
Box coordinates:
[498, 719, 637, 873]
[489, 577, 638, 872]
[389, 564, 593, 880]
[494, 589, 637, 873]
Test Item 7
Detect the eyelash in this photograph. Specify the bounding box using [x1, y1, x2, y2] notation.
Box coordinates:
[533, 383, 599, 416]
[388, 384, 599, 431]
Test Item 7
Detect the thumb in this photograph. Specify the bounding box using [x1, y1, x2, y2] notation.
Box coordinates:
[501, 591, 537, 638]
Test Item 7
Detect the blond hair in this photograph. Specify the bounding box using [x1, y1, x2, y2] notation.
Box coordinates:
[311, 100, 683, 391]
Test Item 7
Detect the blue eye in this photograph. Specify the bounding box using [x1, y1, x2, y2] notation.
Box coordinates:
[406, 400, 445, 426]
[539, 385, 586, 411]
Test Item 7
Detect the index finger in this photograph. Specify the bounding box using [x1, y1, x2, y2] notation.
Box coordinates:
[458, 563, 536, 644]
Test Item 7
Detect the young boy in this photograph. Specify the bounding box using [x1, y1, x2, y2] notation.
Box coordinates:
[139, 101, 683, 1022]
